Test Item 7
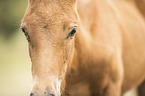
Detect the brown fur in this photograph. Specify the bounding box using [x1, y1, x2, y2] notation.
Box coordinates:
[133, 0, 145, 17]
[21, 0, 145, 96]
[138, 80, 145, 96]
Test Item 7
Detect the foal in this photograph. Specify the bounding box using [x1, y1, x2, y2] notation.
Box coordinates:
[21, 0, 145, 96]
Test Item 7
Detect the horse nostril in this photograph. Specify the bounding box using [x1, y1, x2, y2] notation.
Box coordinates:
[30, 93, 34, 96]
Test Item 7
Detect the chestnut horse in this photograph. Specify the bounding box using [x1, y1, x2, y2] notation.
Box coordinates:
[21, 0, 145, 96]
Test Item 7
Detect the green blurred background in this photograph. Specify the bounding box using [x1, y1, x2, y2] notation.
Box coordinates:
[0, 0, 32, 96]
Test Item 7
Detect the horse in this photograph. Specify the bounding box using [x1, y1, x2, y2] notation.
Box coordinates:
[21, 0, 145, 96]
[133, 0, 145, 17]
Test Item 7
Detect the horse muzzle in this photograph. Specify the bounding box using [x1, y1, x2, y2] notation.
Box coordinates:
[30, 77, 61, 96]
[30, 92, 56, 96]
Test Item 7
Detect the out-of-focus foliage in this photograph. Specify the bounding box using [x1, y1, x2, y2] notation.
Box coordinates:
[0, 1, 32, 96]
[0, 0, 27, 40]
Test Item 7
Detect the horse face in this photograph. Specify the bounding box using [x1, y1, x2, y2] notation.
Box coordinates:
[21, 0, 77, 96]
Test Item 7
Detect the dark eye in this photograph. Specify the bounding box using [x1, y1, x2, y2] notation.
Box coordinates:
[21, 26, 26, 33]
[68, 26, 77, 38]
[21, 26, 30, 42]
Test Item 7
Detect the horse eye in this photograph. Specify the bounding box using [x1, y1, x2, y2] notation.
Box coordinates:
[21, 27, 30, 42]
[68, 26, 77, 38]
[21, 27, 26, 33]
